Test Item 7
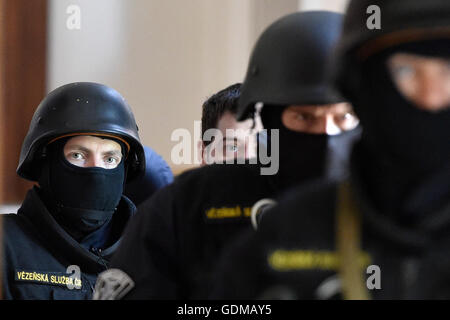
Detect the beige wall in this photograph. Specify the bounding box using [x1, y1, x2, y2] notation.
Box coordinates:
[48, 0, 348, 174]
[298, 0, 349, 12]
[0, 0, 350, 208]
[47, 0, 299, 174]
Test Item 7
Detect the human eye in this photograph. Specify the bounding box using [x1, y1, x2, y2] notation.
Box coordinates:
[336, 111, 360, 131]
[105, 156, 118, 164]
[104, 155, 121, 168]
[339, 111, 357, 122]
[224, 142, 239, 154]
[64, 151, 87, 167]
[296, 113, 314, 122]
[70, 152, 85, 160]
[391, 63, 416, 79]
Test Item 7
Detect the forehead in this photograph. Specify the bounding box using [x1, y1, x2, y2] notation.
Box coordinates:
[216, 111, 254, 134]
[287, 103, 352, 114]
[389, 52, 449, 64]
[64, 135, 122, 151]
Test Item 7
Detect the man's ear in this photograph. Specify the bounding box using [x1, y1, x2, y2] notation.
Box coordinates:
[197, 140, 206, 166]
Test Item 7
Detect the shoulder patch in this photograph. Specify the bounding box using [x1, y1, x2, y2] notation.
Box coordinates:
[267, 250, 372, 272]
[14, 269, 82, 289]
[204, 206, 252, 221]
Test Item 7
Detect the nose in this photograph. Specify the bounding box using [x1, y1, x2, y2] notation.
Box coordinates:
[84, 156, 105, 168]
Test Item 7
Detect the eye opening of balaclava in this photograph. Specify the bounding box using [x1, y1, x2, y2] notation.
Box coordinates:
[355, 38, 450, 178]
[38, 135, 127, 241]
[349, 38, 450, 221]
[259, 104, 361, 190]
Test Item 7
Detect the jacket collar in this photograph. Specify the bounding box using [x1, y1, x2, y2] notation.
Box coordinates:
[17, 186, 136, 273]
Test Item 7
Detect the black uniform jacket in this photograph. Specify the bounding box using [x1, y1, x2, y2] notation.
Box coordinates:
[108, 163, 277, 299]
[210, 171, 450, 299]
[1, 187, 136, 300]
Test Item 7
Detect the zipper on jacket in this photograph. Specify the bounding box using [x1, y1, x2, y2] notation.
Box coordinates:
[91, 247, 108, 270]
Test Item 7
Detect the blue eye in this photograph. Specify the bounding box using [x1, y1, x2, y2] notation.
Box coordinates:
[341, 112, 356, 121]
[393, 65, 415, 78]
[71, 152, 83, 160]
[296, 113, 314, 121]
[226, 145, 239, 153]
[105, 157, 117, 164]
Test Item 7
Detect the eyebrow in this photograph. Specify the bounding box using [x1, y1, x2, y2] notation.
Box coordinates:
[222, 137, 238, 143]
[66, 145, 91, 154]
[103, 150, 123, 157]
[298, 105, 352, 115]
[66, 145, 122, 157]
[296, 108, 328, 116]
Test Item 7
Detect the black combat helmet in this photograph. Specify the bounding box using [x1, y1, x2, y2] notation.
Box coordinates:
[237, 11, 345, 121]
[335, 0, 450, 98]
[334, 0, 450, 181]
[17, 82, 145, 182]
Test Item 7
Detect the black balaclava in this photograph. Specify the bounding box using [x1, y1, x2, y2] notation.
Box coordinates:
[353, 39, 450, 222]
[260, 105, 361, 191]
[38, 137, 126, 241]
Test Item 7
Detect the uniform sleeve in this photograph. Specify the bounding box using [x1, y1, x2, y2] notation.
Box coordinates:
[123, 146, 174, 206]
[146, 149, 174, 189]
[210, 230, 264, 299]
[1, 215, 24, 300]
[108, 184, 182, 299]
[1, 216, 13, 300]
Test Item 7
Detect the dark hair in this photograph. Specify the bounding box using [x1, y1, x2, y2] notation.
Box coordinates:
[201, 83, 243, 146]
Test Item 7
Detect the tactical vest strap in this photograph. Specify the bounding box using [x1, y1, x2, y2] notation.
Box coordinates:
[336, 181, 370, 300]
